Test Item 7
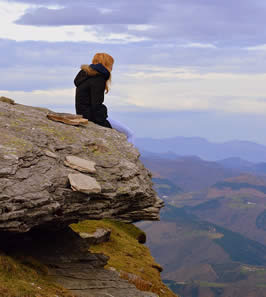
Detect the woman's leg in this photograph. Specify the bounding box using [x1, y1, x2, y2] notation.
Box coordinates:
[108, 118, 135, 145]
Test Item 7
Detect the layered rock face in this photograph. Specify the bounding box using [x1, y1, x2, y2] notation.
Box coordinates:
[0, 100, 163, 233]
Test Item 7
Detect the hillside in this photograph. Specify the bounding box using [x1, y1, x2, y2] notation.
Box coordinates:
[138, 205, 266, 297]
[0, 220, 176, 297]
[140, 152, 266, 297]
[141, 155, 237, 192]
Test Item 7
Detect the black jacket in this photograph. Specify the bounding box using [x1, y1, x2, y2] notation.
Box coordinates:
[74, 69, 112, 128]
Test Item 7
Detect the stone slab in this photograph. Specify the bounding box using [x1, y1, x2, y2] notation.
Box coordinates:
[65, 155, 96, 173]
[68, 173, 101, 194]
[47, 112, 88, 126]
[79, 228, 111, 245]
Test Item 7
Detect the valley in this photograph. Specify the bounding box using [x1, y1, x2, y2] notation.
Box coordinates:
[138, 153, 266, 297]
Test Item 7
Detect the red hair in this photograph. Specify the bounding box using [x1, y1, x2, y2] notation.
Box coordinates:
[81, 52, 114, 94]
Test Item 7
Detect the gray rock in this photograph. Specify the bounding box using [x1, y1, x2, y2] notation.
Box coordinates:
[44, 150, 58, 159]
[65, 155, 96, 173]
[79, 228, 111, 245]
[68, 173, 101, 194]
[0, 102, 163, 232]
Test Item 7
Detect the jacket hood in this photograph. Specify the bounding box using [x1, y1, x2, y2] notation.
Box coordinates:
[74, 64, 110, 87]
[89, 63, 110, 80]
[81, 64, 110, 80]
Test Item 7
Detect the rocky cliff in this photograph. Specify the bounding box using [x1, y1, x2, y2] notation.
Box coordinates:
[0, 98, 173, 297]
[0, 99, 163, 233]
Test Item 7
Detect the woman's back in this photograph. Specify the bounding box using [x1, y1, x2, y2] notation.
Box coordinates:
[74, 69, 111, 128]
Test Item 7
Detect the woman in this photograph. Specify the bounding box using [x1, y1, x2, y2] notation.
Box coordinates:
[74, 52, 113, 128]
[74, 53, 134, 144]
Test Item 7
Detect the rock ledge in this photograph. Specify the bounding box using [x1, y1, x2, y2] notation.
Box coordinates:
[0, 101, 163, 232]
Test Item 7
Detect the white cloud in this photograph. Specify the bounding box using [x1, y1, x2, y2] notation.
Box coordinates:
[2, 65, 266, 115]
[182, 42, 217, 49]
[127, 24, 156, 31]
[2, 64, 266, 115]
[113, 66, 266, 114]
[246, 44, 266, 51]
[0, 1, 147, 43]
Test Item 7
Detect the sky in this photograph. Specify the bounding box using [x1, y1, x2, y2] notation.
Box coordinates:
[1, 0, 266, 144]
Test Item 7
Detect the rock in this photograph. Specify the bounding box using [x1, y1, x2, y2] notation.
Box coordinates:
[44, 150, 58, 159]
[64, 155, 96, 173]
[137, 232, 147, 244]
[79, 228, 111, 244]
[0, 227, 158, 297]
[152, 264, 163, 273]
[68, 173, 101, 194]
[47, 112, 88, 126]
[0, 102, 163, 233]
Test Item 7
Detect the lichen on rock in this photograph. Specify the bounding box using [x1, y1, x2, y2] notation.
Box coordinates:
[0, 101, 163, 233]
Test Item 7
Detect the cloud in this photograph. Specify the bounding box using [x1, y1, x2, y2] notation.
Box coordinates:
[6, 0, 266, 46]
[0, 2, 149, 43]
[15, 5, 152, 26]
[3, 60, 266, 117]
[2, 37, 266, 95]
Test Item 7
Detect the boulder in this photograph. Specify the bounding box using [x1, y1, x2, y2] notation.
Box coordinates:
[0, 101, 163, 232]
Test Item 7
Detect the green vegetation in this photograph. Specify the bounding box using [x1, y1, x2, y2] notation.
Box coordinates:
[213, 181, 266, 194]
[162, 204, 266, 267]
[0, 253, 74, 297]
[163, 280, 227, 297]
[256, 210, 266, 231]
[214, 225, 266, 266]
[192, 199, 221, 211]
[38, 125, 77, 143]
[1, 133, 33, 152]
[71, 220, 177, 297]
[198, 281, 227, 288]
[152, 178, 183, 197]
[257, 283, 266, 288]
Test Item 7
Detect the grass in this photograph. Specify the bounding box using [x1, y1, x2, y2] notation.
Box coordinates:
[257, 283, 266, 288]
[198, 281, 228, 288]
[0, 253, 75, 297]
[70, 219, 178, 297]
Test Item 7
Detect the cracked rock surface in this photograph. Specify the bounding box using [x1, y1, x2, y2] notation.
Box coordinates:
[0, 101, 163, 232]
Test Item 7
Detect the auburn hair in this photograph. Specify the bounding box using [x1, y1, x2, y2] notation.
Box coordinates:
[81, 53, 114, 94]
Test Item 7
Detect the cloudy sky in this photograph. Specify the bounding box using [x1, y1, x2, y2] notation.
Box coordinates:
[1, 0, 266, 144]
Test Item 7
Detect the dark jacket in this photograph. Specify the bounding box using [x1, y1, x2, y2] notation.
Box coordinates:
[74, 66, 112, 128]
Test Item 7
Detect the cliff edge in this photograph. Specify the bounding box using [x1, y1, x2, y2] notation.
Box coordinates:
[0, 99, 163, 233]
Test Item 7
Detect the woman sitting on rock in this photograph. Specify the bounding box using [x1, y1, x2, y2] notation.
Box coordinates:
[74, 52, 134, 144]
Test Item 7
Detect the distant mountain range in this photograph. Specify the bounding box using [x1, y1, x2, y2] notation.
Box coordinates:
[141, 155, 237, 192]
[136, 137, 266, 163]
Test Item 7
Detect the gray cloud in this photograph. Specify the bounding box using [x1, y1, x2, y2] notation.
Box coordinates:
[16, 5, 152, 26]
[9, 0, 266, 45]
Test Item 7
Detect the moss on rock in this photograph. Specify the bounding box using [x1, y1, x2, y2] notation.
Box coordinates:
[0, 253, 74, 297]
[71, 220, 178, 297]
